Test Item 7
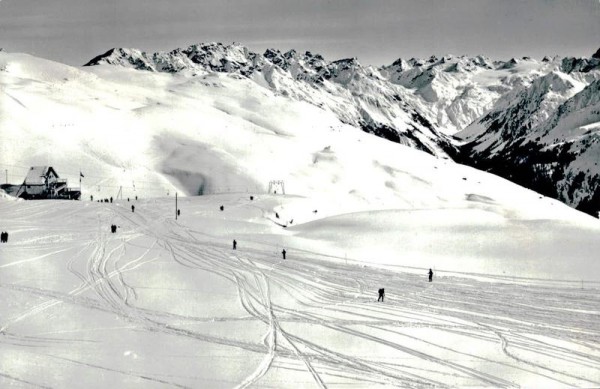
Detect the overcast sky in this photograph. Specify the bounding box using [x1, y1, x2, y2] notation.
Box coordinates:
[1, 0, 599, 66]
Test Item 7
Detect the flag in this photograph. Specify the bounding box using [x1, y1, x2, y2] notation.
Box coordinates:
[80, 171, 84, 178]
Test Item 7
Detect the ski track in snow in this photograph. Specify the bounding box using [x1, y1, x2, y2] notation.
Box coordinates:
[1, 200, 600, 388]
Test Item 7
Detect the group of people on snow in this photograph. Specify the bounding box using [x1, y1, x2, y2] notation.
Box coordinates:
[233, 239, 287, 260]
[378, 269, 434, 302]
[0, 231, 8, 243]
[100, 192, 433, 305]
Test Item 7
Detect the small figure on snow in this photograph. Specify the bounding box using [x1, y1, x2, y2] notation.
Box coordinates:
[233, 240, 237, 250]
[378, 288, 385, 302]
[131, 205, 135, 213]
[110, 197, 113, 203]
[282, 249, 286, 260]
[250, 196, 254, 201]
[220, 205, 224, 211]
[177, 209, 181, 217]
[275, 212, 279, 219]
[428, 268, 433, 282]
[0, 231, 6, 243]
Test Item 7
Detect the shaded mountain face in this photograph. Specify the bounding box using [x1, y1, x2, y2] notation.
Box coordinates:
[85, 44, 600, 216]
[457, 67, 600, 217]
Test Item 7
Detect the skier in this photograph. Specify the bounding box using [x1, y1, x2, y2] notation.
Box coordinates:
[4, 231, 8, 243]
[1, 231, 5, 243]
[131, 205, 135, 213]
[428, 268, 433, 282]
[233, 240, 237, 250]
[378, 288, 385, 302]
[220, 205, 224, 211]
[282, 249, 286, 260]
[177, 209, 181, 217]
[110, 197, 113, 203]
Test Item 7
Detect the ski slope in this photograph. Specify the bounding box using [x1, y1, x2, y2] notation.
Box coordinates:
[1, 195, 599, 388]
[1, 50, 600, 388]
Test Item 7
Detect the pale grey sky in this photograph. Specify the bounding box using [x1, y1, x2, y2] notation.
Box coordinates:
[1, 0, 599, 66]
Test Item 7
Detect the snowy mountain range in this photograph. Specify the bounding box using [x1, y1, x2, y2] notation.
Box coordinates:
[84, 43, 600, 216]
[86, 43, 456, 156]
[1, 43, 599, 216]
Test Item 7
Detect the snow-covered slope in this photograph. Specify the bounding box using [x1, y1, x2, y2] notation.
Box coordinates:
[85, 43, 455, 156]
[2, 49, 600, 388]
[1, 49, 595, 221]
[83, 43, 600, 217]
[1, 192, 600, 388]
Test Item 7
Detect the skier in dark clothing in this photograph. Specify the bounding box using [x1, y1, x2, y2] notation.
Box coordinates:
[282, 249, 286, 260]
[4, 231, 8, 243]
[131, 205, 135, 213]
[1, 232, 5, 243]
[233, 240, 237, 250]
[220, 205, 224, 211]
[378, 288, 385, 302]
[428, 269, 433, 282]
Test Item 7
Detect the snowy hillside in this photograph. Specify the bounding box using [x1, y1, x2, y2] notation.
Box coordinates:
[82, 43, 600, 216]
[1, 193, 600, 388]
[85, 43, 455, 157]
[2, 49, 600, 388]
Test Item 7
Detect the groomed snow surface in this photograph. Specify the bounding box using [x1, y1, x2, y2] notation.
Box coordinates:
[1, 194, 599, 389]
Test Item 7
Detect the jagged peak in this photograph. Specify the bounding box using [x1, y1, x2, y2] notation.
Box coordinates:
[331, 57, 360, 66]
[592, 47, 600, 59]
[390, 57, 408, 68]
[284, 49, 298, 59]
[83, 47, 153, 70]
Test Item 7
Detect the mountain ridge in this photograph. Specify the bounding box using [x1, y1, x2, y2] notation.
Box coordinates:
[3, 43, 600, 217]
